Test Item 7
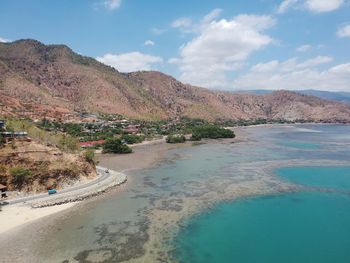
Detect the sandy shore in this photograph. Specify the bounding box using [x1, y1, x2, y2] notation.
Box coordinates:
[0, 202, 76, 234]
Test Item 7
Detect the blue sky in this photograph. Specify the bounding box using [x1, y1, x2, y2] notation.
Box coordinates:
[0, 0, 350, 91]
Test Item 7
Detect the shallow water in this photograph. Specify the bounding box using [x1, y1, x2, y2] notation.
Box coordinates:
[174, 169, 350, 263]
[1, 124, 350, 262]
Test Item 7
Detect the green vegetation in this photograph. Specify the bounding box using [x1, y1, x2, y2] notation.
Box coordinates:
[102, 138, 132, 154]
[217, 118, 295, 127]
[121, 134, 145, 144]
[191, 125, 235, 140]
[58, 135, 79, 152]
[166, 134, 186, 144]
[5, 118, 79, 152]
[10, 167, 32, 187]
[83, 149, 97, 164]
[190, 132, 202, 141]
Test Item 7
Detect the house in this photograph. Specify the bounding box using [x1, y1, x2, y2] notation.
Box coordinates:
[79, 140, 105, 148]
[0, 131, 28, 138]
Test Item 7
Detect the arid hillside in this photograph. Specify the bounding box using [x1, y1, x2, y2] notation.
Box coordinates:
[0, 140, 96, 193]
[1, 39, 350, 122]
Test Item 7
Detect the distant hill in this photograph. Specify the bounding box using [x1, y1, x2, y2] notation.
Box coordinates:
[1, 39, 350, 123]
[239, 90, 350, 104]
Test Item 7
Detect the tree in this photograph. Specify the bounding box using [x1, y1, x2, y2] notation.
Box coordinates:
[102, 138, 132, 154]
[191, 125, 235, 139]
[190, 131, 202, 141]
[121, 134, 145, 144]
[166, 134, 186, 144]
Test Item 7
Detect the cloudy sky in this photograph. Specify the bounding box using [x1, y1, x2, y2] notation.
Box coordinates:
[0, 0, 350, 91]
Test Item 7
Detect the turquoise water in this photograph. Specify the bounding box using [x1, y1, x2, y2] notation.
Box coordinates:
[175, 191, 350, 263]
[282, 141, 320, 149]
[277, 166, 350, 190]
[175, 165, 350, 263]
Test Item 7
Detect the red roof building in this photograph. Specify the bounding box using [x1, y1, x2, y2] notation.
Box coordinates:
[79, 140, 105, 148]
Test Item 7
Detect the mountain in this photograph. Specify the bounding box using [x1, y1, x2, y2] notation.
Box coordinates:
[1, 39, 350, 123]
[240, 90, 350, 104]
[298, 90, 350, 104]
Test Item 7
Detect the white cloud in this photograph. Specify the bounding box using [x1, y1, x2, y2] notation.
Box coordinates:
[278, 0, 299, 13]
[144, 40, 155, 46]
[104, 0, 122, 10]
[201, 8, 223, 25]
[0, 37, 11, 43]
[171, 17, 192, 29]
[234, 57, 350, 92]
[306, 0, 344, 13]
[337, 24, 350, 38]
[171, 8, 223, 34]
[277, 0, 344, 14]
[168, 58, 180, 64]
[296, 44, 311, 52]
[297, 56, 333, 68]
[96, 52, 163, 72]
[251, 60, 279, 72]
[172, 12, 275, 88]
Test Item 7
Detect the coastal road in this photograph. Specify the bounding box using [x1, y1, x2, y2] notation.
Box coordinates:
[4, 166, 113, 206]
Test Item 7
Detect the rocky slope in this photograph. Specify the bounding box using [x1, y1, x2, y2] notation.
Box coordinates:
[0, 140, 96, 193]
[1, 39, 350, 122]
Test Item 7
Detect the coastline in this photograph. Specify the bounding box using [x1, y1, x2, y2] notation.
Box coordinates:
[0, 124, 349, 262]
[0, 126, 243, 237]
[0, 132, 211, 235]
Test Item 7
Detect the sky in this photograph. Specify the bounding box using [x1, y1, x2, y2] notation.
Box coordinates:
[0, 0, 350, 92]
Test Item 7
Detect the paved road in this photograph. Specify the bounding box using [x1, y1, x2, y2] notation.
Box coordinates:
[3, 166, 112, 205]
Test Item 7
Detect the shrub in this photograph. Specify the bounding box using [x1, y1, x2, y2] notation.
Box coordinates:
[121, 134, 145, 144]
[166, 134, 186, 144]
[10, 167, 32, 187]
[102, 138, 132, 154]
[83, 149, 96, 164]
[190, 131, 202, 141]
[191, 125, 235, 139]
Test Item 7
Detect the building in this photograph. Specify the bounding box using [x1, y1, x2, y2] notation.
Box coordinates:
[0, 131, 28, 138]
[79, 140, 105, 148]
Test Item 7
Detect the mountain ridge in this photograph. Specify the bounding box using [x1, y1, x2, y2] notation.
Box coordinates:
[1, 39, 350, 122]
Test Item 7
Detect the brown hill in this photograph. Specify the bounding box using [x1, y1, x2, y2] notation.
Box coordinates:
[1, 39, 350, 122]
[0, 140, 96, 193]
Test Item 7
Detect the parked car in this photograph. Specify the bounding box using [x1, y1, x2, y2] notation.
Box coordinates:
[48, 189, 57, 195]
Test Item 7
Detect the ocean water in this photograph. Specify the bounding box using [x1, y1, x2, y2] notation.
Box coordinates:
[277, 166, 350, 190]
[174, 126, 350, 263]
[2, 124, 350, 262]
[174, 168, 350, 263]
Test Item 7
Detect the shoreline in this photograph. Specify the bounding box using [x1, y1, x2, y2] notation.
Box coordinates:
[0, 127, 242, 236]
[0, 123, 330, 236]
[0, 123, 349, 262]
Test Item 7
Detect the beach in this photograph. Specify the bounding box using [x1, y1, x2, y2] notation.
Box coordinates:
[0, 203, 76, 234]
